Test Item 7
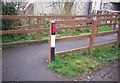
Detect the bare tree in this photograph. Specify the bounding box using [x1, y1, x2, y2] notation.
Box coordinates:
[63, 1, 74, 15]
[51, 0, 75, 15]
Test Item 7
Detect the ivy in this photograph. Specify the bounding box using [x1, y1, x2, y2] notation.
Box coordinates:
[1, 2, 18, 30]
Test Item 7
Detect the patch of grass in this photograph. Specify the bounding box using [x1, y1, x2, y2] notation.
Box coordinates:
[98, 26, 113, 32]
[92, 46, 120, 63]
[74, 28, 90, 35]
[2, 33, 37, 43]
[56, 30, 71, 38]
[48, 46, 120, 77]
[74, 28, 82, 35]
[41, 32, 49, 40]
[2, 31, 49, 44]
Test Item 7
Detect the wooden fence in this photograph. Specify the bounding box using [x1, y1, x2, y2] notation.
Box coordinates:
[48, 14, 120, 55]
[0, 13, 119, 46]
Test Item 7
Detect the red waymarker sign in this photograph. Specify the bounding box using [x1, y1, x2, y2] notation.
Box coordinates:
[53, 23, 56, 33]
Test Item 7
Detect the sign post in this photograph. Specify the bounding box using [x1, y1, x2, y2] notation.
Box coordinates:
[48, 20, 56, 62]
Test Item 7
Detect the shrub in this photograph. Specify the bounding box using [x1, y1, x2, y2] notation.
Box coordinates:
[1, 2, 18, 30]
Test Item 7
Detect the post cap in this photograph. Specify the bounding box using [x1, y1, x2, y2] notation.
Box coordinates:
[93, 17, 97, 20]
[50, 20, 55, 23]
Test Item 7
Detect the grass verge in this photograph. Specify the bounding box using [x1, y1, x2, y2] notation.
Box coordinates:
[48, 46, 120, 77]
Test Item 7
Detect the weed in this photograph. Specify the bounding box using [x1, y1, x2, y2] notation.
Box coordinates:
[41, 32, 49, 40]
[48, 46, 119, 77]
[98, 26, 113, 32]
[2, 33, 37, 43]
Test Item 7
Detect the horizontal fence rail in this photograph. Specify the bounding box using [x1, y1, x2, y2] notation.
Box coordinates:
[55, 19, 92, 24]
[0, 13, 118, 19]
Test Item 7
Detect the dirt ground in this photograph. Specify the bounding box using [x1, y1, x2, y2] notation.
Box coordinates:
[71, 60, 119, 81]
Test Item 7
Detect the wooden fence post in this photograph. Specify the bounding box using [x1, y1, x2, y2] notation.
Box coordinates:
[95, 16, 98, 33]
[48, 21, 52, 62]
[70, 17, 74, 36]
[109, 15, 113, 27]
[113, 15, 117, 30]
[105, 12, 108, 24]
[107, 12, 110, 24]
[37, 18, 41, 40]
[89, 17, 97, 54]
[117, 17, 120, 47]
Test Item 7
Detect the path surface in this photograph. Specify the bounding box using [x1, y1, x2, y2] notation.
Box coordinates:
[2, 34, 118, 81]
